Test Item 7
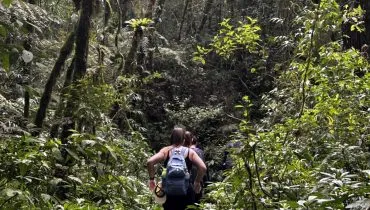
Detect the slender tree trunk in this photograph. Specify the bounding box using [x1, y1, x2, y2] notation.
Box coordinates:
[24, 91, 30, 118]
[185, 0, 196, 36]
[146, 0, 166, 70]
[217, 1, 222, 24]
[22, 39, 32, 119]
[33, 32, 75, 136]
[103, 0, 111, 45]
[178, 0, 190, 41]
[50, 58, 75, 138]
[23, 0, 36, 119]
[93, 0, 110, 84]
[226, 0, 234, 18]
[198, 0, 213, 33]
[60, 0, 93, 143]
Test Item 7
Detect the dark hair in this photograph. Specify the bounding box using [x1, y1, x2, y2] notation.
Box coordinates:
[184, 131, 192, 147]
[170, 127, 185, 145]
[191, 136, 198, 145]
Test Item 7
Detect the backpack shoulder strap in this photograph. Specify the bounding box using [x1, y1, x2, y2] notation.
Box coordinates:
[180, 146, 189, 157]
[166, 147, 172, 158]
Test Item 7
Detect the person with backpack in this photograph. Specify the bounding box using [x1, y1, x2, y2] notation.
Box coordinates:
[188, 135, 208, 203]
[147, 127, 207, 210]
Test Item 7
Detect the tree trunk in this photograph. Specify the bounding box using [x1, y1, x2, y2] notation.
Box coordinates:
[146, 0, 166, 70]
[24, 91, 30, 118]
[185, 0, 196, 36]
[60, 0, 93, 143]
[103, 0, 111, 45]
[123, 28, 143, 74]
[22, 39, 32, 119]
[50, 58, 75, 138]
[226, 0, 234, 18]
[178, 0, 190, 41]
[198, 0, 213, 33]
[33, 32, 75, 136]
[23, 0, 36, 119]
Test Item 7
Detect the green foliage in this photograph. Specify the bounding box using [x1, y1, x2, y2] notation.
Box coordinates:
[71, 77, 116, 125]
[1, 0, 13, 7]
[202, 0, 370, 209]
[343, 5, 365, 32]
[193, 17, 261, 64]
[0, 128, 153, 209]
[125, 18, 153, 31]
[166, 105, 223, 129]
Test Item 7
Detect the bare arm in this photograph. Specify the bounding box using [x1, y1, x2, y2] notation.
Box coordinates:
[189, 149, 207, 182]
[147, 147, 167, 179]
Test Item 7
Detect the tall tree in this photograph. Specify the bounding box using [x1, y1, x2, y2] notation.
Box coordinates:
[49, 58, 76, 138]
[23, 0, 37, 119]
[60, 0, 93, 142]
[198, 0, 213, 33]
[178, 0, 191, 41]
[33, 32, 75, 136]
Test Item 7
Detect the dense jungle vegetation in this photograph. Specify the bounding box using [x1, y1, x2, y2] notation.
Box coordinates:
[0, 0, 369, 209]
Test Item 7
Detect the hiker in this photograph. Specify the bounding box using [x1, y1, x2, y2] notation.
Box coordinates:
[184, 131, 192, 147]
[188, 135, 208, 203]
[147, 127, 207, 210]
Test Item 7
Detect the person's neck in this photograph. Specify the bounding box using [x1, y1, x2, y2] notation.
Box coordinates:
[172, 144, 182, 147]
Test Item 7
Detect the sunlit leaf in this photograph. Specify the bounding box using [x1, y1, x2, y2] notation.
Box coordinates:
[1, 0, 13, 7]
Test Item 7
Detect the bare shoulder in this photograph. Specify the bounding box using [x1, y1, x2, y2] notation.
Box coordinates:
[188, 148, 197, 159]
[161, 146, 172, 150]
[159, 146, 172, 154]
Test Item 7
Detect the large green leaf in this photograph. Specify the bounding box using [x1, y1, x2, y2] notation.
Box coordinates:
[65, 148, 80, 161]
[1, 0, 13, 7]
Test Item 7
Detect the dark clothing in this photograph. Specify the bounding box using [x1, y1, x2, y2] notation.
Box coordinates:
[190, 147, 206, 203]
[163, 185, 195, 210]
[194, 191, 202, 204]
[163, 147, 195, 210]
